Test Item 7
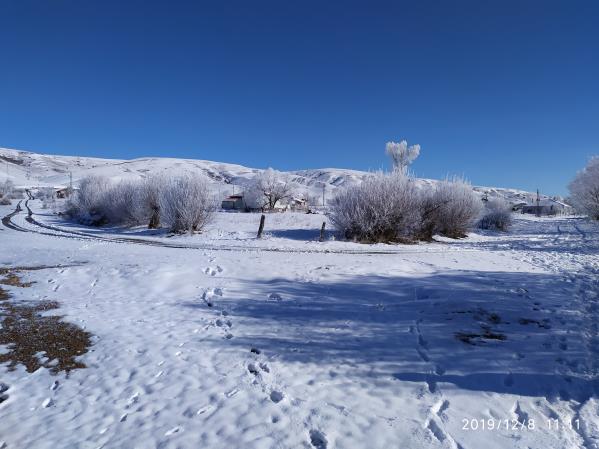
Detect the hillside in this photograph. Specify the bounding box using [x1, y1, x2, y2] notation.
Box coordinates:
[0, 147, 554, 206]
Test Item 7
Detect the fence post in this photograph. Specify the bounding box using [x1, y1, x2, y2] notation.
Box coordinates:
[257, 214, 265, 238]
[319, 221, 326, 242]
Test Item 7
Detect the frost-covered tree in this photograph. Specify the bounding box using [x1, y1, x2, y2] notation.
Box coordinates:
[568, 156, 599, 220]
[159, 173, 215, 234]
[478, 198, 512, 231]
[386, 140, 421, 172]
[245, 168, 295, 211]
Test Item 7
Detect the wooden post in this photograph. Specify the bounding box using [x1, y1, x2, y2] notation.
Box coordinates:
[319, 221, 326, 242]
[257, 214, 265, 238]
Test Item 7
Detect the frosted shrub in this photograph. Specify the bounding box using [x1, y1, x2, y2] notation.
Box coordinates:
[0, 179, 15, 199]
[478, 198, 512, 231]
[135, 174, 165, 228]
[103, 180, 142, 226]
[569, 157, 599, 220]
[328, 171, 422, 243]
[37, 187, 56, 210]
[66, 176, 112, 225]
[431, 177, 482, 238]
[159, 173, 215, 234]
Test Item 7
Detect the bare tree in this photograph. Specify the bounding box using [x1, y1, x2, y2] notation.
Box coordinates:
[245, 168, 295, 211]
[569, 156, 599, 220]
[386, 140, 421, 172]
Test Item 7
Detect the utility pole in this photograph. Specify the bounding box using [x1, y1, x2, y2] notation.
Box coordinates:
[322, 184, 325, 207]
[69, 171, 73, 190]
[536, 189, 541, 217]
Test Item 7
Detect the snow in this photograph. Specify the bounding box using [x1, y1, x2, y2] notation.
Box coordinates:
[0, 146, 562, 207]
[1, 193, 598, 448]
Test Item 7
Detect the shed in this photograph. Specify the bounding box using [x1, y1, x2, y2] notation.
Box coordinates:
[221, 194, 245, 210]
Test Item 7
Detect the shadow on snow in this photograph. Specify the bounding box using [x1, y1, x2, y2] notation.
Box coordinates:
[183, 269, 598, 401]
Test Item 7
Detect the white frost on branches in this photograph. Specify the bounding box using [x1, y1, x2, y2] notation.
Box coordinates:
[66, 173, 215, 233]
[245, 168, 296, 211]
[159, 173, 215, 234]
[328, 173, 482, 242]
[386, 140, 421, 172]
[569, 156, 599, 220]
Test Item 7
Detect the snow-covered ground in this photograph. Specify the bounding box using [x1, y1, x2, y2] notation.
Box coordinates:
[0, 197, 598, 449]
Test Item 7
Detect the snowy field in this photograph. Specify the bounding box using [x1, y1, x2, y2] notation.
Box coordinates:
[1, 199, 598, 449]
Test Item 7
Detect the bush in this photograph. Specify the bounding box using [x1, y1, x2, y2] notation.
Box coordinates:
[136, 175, 165, 229]
[432, 177, 482, 238]
[329, 173, 482, 243]
[0, 180, 14, 199]
[569, 156, 599, 220]
[65, 176, 113, 225]
[0, 197, 11, 206]
[328, 171, 422, 243]
[478, 198, 512, 231]
[159, 173, 215, 234]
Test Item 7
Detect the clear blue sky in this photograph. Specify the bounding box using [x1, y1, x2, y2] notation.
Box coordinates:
[1, 0, 597, 195]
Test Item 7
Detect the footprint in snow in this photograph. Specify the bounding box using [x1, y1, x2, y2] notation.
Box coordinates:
[268, 293, 282, 301]
[309, 430, 328, 449]
[126, 392, 140, 408]
[270, 391, 284, 403]
[165, 426, 181, 436]
[0, 383, 8, 403]
[204, 266, 224, 276]
[433, 399, 450, 420]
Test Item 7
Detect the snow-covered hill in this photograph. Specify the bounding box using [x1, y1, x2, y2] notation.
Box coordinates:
[0, 147, 556, 206]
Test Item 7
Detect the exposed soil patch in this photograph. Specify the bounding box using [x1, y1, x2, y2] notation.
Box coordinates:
[0, 268, 92, 375]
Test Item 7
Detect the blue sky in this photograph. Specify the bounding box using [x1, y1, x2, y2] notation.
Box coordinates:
[1, 0, 597, 195]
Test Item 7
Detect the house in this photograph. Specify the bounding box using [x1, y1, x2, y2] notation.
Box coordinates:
[520, 198, 573, 216]
[221, 194, 245, 210]
[55, 187, 73, 199]
[287, 197, 308, 211]
[511, 201, 528, 212]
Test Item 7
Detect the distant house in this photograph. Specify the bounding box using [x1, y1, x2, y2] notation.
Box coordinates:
[287, 197, 307, 211]
[511, 201, 528, 212]
[55, 187, 73, 199]
[520, 198, 573, 216]
[221, 194, 245, 210]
